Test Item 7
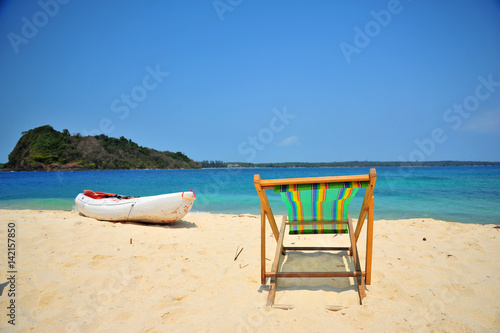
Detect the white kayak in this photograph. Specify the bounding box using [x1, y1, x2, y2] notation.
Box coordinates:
[75, 190, 196, 223]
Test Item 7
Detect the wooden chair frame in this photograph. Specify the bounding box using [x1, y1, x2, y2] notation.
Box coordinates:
[254, 169, 377, 307]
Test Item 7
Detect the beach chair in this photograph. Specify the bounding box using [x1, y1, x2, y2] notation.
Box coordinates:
[254, 169, 376, 308]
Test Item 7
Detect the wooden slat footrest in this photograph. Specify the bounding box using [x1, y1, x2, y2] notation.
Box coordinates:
[283, 246, 349, 251]
[269, 271, 366, 278]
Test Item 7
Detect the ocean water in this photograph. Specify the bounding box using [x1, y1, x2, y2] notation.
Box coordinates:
[0, 166, 499, 224]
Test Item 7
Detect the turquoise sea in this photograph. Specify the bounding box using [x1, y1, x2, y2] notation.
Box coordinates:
[0, 166, 499, 224]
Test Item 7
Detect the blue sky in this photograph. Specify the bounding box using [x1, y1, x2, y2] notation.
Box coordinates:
[1, 0, 499, 164]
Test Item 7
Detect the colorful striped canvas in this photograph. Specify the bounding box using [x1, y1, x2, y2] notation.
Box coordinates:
[274, 181, 368, 193]
[277, 182, 365, 235]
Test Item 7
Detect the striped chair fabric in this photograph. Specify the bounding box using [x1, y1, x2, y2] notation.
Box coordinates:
[274, 181, 369, 234]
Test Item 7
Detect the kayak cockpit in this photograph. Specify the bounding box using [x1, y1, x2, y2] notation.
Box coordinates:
[83, 190, 136, 200]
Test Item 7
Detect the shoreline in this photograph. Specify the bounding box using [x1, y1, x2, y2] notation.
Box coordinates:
[0, 206, 496, 226]
[2, 162, 500, 172]
[0, 209, 499, 331]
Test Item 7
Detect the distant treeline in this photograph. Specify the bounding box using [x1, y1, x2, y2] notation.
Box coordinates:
[200, 160, 226, 168]
[201, 161, 500, 168]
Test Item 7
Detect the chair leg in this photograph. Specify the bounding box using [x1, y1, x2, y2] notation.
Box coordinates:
[261, 206, 266, 284]
[347, 217, 358, 270]
[267, 216, 287, 307]
[266, 277, 277, 306]
[348, 217, 366, 304]
[365, 196, 374, 285]
[281, 215, 287, 255]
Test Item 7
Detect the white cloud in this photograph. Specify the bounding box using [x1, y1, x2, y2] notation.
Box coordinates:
[278, 136, 298, 146]
[462, 109, 500, 134]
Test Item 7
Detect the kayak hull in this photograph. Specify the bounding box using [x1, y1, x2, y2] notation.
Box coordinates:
[74, 191, 196, 223]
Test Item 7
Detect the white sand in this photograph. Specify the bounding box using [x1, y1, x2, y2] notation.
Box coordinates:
[1, 209, 499, 332]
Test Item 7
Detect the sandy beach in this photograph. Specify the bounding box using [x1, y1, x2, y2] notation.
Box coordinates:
[1, 209, 499, 332]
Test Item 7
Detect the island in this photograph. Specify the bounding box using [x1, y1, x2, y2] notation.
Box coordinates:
[3, 125, 201, 171]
